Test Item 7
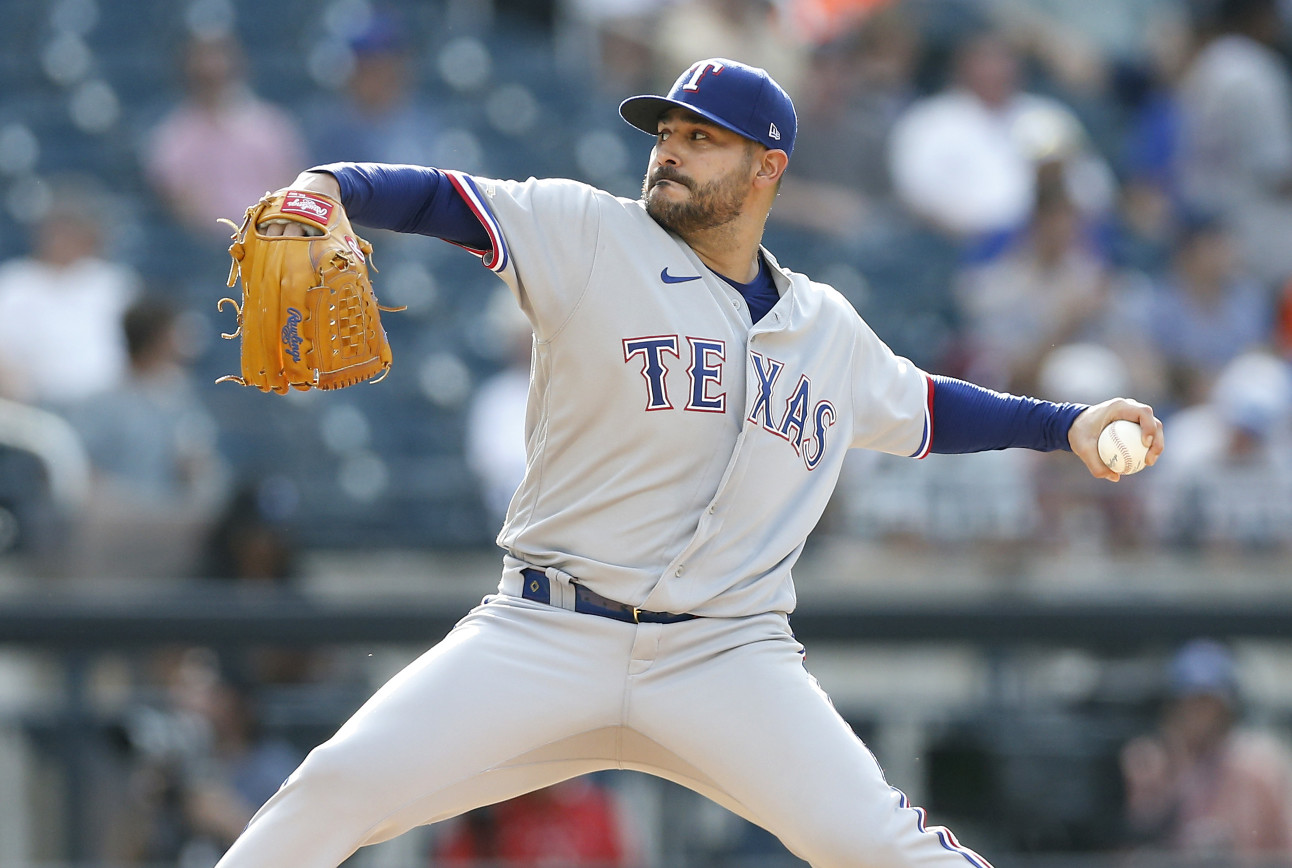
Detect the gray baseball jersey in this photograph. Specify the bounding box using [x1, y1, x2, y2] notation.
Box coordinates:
[447, 171, 932, 617]
[215, 171, 992, 868]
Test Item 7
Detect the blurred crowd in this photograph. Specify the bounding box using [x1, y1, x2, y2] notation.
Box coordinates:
[5, 0, 1292, 864]
[1121, 640, 1292, 858]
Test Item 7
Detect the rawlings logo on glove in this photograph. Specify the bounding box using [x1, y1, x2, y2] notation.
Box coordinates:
[281, 307, 305, 362]
[280, 191, 334, 224]
[216, 189, 403, 393]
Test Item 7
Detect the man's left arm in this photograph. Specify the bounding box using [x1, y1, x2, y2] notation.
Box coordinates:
[929, 375, 1163, 481]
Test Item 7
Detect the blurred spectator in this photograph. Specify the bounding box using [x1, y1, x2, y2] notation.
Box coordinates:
[198, 481, 299, 586]
[772, 9, 920, 240]
[1276, 277, 1292, 359]
[985, 0, 1156, 96]
[1279, 278, 1292, 358]
[995, 0, 1188, 76]
[1145, 352, 1292, 551]
[562, 0, 669, 97]
[67, 297, 225, 508]
[60, 296, 228, 580]
[1031, 343, 1148, 552]
[952, 182, 1112, 395]
[651, 0, 807, 97]
[432, 778, 633, 867]
[0, 397, 90, 566]
[1120, 640, 1292, 857]
[304, 11, 442, 166]
[888, 28, 1115, 243]
[199, 481, 327, 687]
[145, 32, 307, 240]
[466, 378, 530, 531]
[1108, 5, 1193, 277]
[838, 446, 1038, 550]
[1176, 0, 1292, 289]
[1107, 178, 1180, 278]
[1126, 212, 1271, 408]
[1036, 343, 1134, 410]
[1111, 0, 1193, 184]
[785, 0, 898, 46]
[119, 649, 301, 866]
[0, 180, 140, 406]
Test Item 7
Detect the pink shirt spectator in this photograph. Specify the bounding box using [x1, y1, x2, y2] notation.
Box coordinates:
[147, 92, 306, 237]
[145, 34, 306, 238]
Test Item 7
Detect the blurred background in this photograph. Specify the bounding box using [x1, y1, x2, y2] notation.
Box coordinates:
[3, 0, 1292, 865]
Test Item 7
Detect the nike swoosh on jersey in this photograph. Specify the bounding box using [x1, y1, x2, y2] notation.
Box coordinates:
[660, 268, 702, 284]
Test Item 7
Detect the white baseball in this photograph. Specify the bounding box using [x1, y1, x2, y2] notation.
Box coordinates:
[1098, 419, 1149, 475]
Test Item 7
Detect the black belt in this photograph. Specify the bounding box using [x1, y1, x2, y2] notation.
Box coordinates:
[521, 568, 698, 624]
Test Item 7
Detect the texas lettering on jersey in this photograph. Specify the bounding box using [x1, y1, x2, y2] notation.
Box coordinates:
[622, 336, 837, 470]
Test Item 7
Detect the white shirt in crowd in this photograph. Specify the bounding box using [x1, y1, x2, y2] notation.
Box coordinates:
[0, 256, 138, 405]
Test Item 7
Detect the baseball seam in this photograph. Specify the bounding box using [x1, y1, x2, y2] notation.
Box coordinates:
[1113, 431, 1134, 472]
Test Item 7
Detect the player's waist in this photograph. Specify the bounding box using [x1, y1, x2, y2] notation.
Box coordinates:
[510, 567, 698, 624]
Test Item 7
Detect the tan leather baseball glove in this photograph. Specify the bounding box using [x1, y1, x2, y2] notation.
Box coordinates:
[216, 189, 402, 393]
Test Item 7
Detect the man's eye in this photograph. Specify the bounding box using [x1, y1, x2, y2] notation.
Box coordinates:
[657, 131, 669, 141]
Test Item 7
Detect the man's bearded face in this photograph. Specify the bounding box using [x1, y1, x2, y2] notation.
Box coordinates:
[642, 149, 753, 237]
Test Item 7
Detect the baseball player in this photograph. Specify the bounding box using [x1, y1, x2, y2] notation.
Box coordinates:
[219, 58, 1164, 867]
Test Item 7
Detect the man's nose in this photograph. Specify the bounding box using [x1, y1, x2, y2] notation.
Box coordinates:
[653, 142, 681, 166]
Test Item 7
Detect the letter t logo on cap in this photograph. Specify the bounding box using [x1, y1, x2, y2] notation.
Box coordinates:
[682, 60, 724, 91]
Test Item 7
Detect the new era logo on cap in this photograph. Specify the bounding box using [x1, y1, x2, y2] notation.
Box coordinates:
[619, 58, 797, 157]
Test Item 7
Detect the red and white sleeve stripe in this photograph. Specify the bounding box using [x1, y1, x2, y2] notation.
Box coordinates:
[445, 171, 509, 274]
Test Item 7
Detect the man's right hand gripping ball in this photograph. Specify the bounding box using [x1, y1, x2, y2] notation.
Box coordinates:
[217, 188, 401, 393]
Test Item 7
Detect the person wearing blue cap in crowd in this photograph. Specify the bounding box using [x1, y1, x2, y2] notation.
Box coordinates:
[218, 58, 1162, 868]
[1120, 640, 1292, 856]
[303, 10, 443, 167]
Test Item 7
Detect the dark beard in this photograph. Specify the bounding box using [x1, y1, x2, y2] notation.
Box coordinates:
[642, 160, 750, 237]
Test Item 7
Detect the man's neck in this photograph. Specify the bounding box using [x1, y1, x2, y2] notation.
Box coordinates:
[683, 220, 764, 284]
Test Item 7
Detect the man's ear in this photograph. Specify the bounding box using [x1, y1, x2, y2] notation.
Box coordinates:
[754, 149, 789, 189]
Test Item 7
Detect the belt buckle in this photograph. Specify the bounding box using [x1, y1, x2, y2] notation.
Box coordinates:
[631, 606, 641, 624]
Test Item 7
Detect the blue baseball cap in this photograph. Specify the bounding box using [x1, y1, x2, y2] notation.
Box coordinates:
[619, 58, 796, 157]
[1168, 640, 1238, 704]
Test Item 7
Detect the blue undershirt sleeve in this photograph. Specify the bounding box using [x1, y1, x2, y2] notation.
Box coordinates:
[928, 375, 1087, 454]
[309, 162, 491, 252]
